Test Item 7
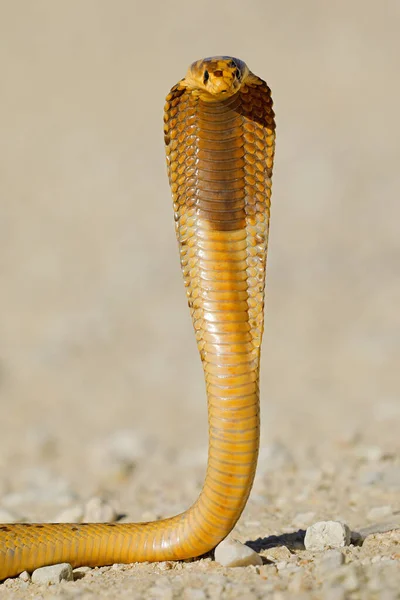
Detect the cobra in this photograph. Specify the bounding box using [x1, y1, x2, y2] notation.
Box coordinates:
[0, 56, 275, 580]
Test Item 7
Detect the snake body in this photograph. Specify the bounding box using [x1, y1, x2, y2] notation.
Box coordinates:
[0, 57, 275, 580]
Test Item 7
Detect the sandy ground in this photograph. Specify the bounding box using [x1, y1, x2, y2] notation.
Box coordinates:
[0, 1, 399, 598]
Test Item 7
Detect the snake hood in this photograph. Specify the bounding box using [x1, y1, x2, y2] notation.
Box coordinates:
[182, 56, 257, 101]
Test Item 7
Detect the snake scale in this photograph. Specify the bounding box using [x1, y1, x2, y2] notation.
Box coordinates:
[0, 56, 275, 580]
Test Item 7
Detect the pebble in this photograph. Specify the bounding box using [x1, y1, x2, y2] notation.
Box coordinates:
[73, 566, 92, 575]
[19, 571, 31, 582]
[265, 545, 292, 562]
[31, 563, 73, 584]
[214, 537, 263, 567]
[158, 561, 174, 571]
[83, 497, 117, 522]
[54, 504, 84, 523]
[304, 521, 351, 551]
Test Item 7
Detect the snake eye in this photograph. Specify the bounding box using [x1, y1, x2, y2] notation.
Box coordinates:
[235, 69, 241, 80]
[203, 70, 209, 84]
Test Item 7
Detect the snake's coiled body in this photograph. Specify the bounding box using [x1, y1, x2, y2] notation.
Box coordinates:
[0, 57, 275, 580]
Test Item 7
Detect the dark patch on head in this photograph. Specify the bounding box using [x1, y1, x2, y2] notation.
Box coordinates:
[229, 60, 237, 68]
[214, 70, 223, 77]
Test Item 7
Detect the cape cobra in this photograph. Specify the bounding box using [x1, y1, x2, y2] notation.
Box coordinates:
[0, 56, 275, 580]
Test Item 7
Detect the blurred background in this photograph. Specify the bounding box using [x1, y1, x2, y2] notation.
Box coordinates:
[0, 0, 399, 481]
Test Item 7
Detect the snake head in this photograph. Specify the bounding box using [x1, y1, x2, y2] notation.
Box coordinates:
[182, 56, 250, 101]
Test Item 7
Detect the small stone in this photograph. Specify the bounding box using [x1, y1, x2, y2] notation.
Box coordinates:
[73, 566, 92, 574]
[0, 507, 21, 523]
[367, 505, 392, 521]
[265, 546, 292, 562]
[304, 521, 351, 551]
[159, 561, 174, 570]
[275, 560, 287, 570]
[19, 570, 31, 582]
[31, 563, 73, 584]
[214, 537, 263, 567]
[83, 497, 117, 522]
[55, 505, 84, 523]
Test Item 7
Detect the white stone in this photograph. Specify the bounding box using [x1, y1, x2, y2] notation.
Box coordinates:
[214, 537, 263, 567]
[19, 570, 30, 582]
[265, 546, 292, 562]
[304, 521, 351, 551]
[73, 566, 92, 574]
[83, 497, 117, 522]
[31, 563, 73, 584]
